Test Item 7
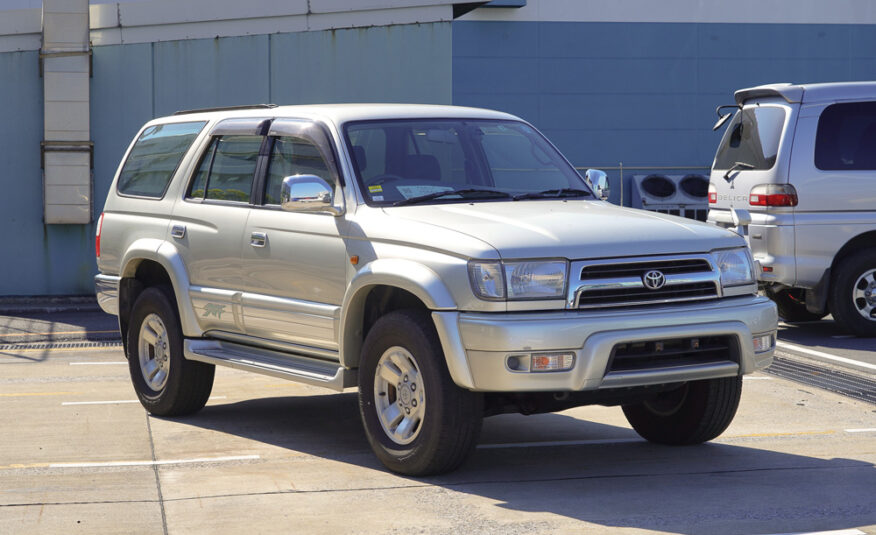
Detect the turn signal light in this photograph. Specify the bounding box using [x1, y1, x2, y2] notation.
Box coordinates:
[95, 212, 104, 258]
[749, 184, 798, 207]
[708, 183, 717, 204]
[531, 352, 575, 372]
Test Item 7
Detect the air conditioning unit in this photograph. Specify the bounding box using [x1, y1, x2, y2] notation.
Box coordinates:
[630, 174, 709, 222]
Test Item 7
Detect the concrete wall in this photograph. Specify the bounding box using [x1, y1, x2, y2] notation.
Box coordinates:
[452, 20, 876, 205]
[0, 22, 451, 296]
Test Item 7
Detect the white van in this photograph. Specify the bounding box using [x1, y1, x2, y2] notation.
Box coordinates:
[708, 82, 876, 337]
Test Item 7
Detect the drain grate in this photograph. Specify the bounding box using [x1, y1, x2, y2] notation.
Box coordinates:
[765, 356, 876, 405]
[0, 340, 123, 352]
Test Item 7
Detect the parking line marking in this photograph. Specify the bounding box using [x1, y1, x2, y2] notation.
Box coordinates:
[62, 396, 227, 406]
[725, 430, 836, 439]
[775, 341, 876, 372]
[743, 376, 773, 380]
[69, 361, 127, 365]
[845, 428, 876, 433]
[48, 455, 260, 469]
[0, 330, 118, 338]
[0, 391, 77, 398]
[8, 346, 119, 354]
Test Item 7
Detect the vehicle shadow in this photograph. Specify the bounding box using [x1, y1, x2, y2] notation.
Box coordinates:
[779, 317, 874, 352]
[168, 392, 876, 534]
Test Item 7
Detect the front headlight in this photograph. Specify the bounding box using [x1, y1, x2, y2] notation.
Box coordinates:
[711, 247, 755, 288]
[469, 260, 567, 300]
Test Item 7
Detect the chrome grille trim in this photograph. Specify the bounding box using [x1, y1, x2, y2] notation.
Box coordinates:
[567, 254, 721, 309]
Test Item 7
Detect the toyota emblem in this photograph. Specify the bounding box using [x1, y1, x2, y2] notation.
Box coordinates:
[642, 270, 666, 290]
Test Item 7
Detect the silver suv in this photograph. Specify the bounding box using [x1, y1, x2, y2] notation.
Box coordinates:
[708, 82, 876, 337]
[95, 104, 776, 475]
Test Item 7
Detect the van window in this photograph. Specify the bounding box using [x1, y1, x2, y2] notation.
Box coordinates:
[188, 135, 262, 202]
[265, 137, 333, 205]
[117, 121, 206, 198]
[815, 101, 876, 170]
[713, 107, 786, 171]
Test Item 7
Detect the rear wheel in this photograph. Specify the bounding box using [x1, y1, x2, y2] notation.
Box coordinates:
[622, 376, 742, 445]
[767, 288, 827, 323]
[358, 309, 483, 476]
[829, 250, 876, 337]
[127, 286, 215, 416]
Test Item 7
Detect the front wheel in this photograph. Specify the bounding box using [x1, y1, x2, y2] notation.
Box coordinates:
[358, 309, 483, 476]
[127, 286, 215, 416]
[829, 250, 876, 337]
[622, 376, 742, 445]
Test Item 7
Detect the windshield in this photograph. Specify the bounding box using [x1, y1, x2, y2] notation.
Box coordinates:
[713, 106, 787, 171]
[344, 119, 588, 205]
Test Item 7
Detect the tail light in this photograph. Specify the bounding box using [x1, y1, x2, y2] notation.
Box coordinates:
[95, 212, 104, 258]
[708, 183, 717, 204]
[749, 184, 798, 207]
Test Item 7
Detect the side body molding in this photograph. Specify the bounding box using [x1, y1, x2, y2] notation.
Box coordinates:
[121, 239, 203, 338]
[339, 258, 457, 371]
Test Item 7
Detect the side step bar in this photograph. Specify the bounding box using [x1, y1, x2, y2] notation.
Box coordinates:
[184, 339, 356, 391]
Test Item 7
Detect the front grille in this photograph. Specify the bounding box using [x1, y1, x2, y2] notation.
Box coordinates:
[608, 335, 736, 373]
[580, 259, 710, 279]
[572, 256, 719, 309]
[576, 282, 716, 308]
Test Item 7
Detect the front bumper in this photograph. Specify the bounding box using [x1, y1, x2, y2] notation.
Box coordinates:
[433, 295, 777, 392]
[94, 274, 121, 315]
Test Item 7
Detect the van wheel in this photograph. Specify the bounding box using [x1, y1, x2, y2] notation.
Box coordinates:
[622, 377, 742, 445]
[358, 309, 483, 476]
[829, 250, 876, 337]
[127, 286, 215, 416]
[768, 288, 827, 323]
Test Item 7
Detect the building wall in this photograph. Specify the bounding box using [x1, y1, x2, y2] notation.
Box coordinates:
[452, 7, 876, 205]
[0, 22, 452, 295]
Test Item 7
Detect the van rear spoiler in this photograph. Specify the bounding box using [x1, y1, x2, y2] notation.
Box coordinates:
[734, 83, 803, 105]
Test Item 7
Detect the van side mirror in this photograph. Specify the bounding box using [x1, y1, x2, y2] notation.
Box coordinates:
[280, 175, 342, 216]
[584, 169, 611, 200]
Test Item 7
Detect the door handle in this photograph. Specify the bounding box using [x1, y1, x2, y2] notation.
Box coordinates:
[171, 225, 186, 239]
[250, 232, 267, 247]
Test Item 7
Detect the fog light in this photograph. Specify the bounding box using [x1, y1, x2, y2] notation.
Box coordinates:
[752, 333, 774, 353]
[531, 352, 575, 372]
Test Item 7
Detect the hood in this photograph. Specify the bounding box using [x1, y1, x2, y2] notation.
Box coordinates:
[382, 200, 744, 259]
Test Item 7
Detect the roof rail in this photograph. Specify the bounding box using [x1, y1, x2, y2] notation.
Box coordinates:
[173, 104, 278, 116]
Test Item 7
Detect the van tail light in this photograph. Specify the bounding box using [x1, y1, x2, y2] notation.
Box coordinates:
[96, 212, 104, 258]
[708, 183, 717, 204]
[749, 184, 798, 207]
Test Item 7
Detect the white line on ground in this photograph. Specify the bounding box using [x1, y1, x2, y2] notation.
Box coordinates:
[478, 438, 642, 449]
[760, 529, 866, 535]
[845, 428, 876, 433]
[69, 361, 127, 366]
[48, 454, 260, 469]
[831, 334, 856, 339]
[775, 341, 876, 371]
[743, 376, 774, 380]
[62, 396, 227, 406]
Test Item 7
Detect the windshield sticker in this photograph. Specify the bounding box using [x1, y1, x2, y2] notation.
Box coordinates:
[372, 195, 384, 201]
[396, 185, 454, 199]
[368, 185, 383, 193]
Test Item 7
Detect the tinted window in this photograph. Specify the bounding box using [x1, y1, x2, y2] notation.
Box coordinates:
[265, 137, 333, 205]
[815, 101, 876, 170]
[714, 107, 786, 171]
[188, 135, 261, 202]
[117, 121, 206, 198]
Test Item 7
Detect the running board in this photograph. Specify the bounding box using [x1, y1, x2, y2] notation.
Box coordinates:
[184, 339, 356, 391]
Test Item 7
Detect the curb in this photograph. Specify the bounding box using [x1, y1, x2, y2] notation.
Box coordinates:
[0, 296, 102, 315]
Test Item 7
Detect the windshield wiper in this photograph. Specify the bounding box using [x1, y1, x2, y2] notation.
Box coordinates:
[513, 188, 593, 201]
[393, 188, 512, 206]
[723, 161, 755, 182]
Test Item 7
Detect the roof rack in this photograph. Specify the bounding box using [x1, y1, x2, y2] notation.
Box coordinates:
[173, 104, 278, 116]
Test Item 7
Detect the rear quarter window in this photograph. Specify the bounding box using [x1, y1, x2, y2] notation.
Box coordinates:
[714, 107, 786, 171]
[117, 121, 206, 198]
[815, 101, 876, 170]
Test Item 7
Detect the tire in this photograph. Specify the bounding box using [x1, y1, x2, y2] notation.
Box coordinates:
[127, 286, 215, 416]
[829, 249, 876, 337]
[768, 288, 827, 323]
[622, 376, 742, 445]
[358, 309, 483, 476]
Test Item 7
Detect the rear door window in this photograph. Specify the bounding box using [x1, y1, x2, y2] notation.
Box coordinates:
[117, 121, 206, 198]
[714, 107, 786, 171]
[187, 135, 262, 203]
[815, 101, 876, 170]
